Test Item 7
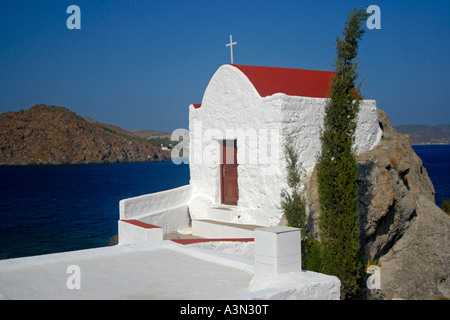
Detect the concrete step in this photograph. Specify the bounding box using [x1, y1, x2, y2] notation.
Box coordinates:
[192, 219, 264, 239]
[177, 226, 193, 235]
[206, 206, 239, 223]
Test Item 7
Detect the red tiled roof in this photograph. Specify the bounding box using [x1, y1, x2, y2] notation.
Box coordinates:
[232, 64, 335, 98]
[192, 65, 335, 109]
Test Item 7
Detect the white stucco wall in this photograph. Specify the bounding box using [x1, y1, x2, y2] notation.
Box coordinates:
[189, 65, 284, 226]
[280, 95, 381, 169]
[189, 64, 382, 227]
[119, 184, 192, 234]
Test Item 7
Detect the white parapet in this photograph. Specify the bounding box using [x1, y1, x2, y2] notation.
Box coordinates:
[118, 219, 163, 245]
[254, 226, 301, 276]
[119, 184, 192, 235]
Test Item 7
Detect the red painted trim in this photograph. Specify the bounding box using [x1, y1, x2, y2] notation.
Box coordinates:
[193, 103, 201, 109]
[170, 238, 254, 245]
[232, 64, 335, 98]
[120, 219, 161, 229]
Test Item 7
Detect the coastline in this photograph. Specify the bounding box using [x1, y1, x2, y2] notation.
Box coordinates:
[0, 155, 172, 167]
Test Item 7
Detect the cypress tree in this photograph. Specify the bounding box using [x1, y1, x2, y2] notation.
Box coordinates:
[316, 8, 368, 299]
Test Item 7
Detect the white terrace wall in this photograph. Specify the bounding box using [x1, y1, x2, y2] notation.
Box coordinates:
[188, 64, 382, 227]
[119, 184, 192, 234]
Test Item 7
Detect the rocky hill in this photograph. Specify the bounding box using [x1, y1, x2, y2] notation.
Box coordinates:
[304, 109, 449, 300]
[130, 129, 171, 140]
[395, 124, 450, 145]
[0, 104, 170, 165]
[130, 129, 172, 148]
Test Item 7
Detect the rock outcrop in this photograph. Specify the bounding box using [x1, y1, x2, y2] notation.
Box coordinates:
[0, 104, 170, 165]
[304, 108, 449, 299]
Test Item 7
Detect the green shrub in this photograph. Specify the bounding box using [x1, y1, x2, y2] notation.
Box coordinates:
[280, 138, 308, 268]
[303, 238, 323, 272]
[442, 199, 450, 216]
[280, 138, 307, 231]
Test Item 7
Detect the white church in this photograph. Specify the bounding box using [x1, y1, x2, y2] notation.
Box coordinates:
[0, 63, 383, 300]
[118, 63, 382, 242]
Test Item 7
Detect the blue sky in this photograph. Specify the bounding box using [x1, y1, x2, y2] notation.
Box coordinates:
[0, 0, 449, 132]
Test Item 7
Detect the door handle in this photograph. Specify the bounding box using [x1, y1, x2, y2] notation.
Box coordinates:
[223, 166, 226, 176]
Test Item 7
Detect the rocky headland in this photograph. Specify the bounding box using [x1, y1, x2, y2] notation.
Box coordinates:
[0, 104, 170, 165]
[305, 108, 449, 300]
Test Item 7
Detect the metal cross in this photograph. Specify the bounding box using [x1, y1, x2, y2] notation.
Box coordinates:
[226, 34, 237, 64]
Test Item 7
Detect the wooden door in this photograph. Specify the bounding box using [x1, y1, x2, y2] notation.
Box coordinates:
[221, 140, 238, 205]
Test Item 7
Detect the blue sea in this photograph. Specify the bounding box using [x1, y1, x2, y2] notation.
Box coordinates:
[0, 145, 448, 260]
[0, 161, 190, 260]
[411, 145, 450, 207]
